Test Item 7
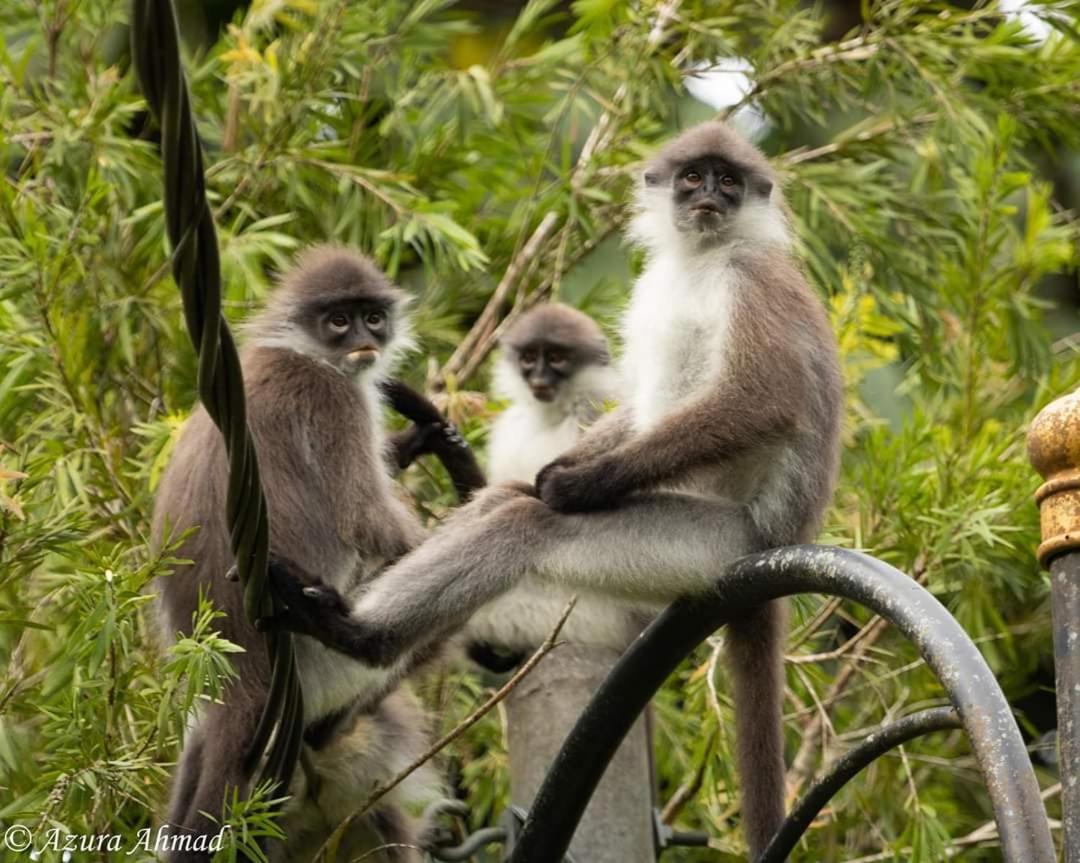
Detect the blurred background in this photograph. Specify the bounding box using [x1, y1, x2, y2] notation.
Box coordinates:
[0, 0, 1078, 859]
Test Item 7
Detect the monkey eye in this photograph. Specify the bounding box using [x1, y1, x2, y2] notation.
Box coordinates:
[328, 312, 351, 332]
[547, 351, 567, 367]
[683, 171, 703, 187]
[365, 310, 386, 330]
[520, 349, 538, 365]
[720, 174, 737, 187]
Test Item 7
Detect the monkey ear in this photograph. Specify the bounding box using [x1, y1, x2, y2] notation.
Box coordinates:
[643, 171, 661, 187]
[751, 175, 773, 199]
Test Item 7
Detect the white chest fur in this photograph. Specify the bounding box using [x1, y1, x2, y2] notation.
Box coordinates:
[488, 405, 584, 483]
[622, 249, 738, 431]
[487, 360, 617, 484]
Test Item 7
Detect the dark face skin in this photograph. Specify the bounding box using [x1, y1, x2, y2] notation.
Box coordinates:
[514, 341, 576, 402]
[647, 157, 773, 240]
[300, 298, 393, 373]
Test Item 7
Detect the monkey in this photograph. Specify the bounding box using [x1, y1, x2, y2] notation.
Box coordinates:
[152, 246, 469, 863]
[466, 302, 637, 659]
[263, 121, 844, 860]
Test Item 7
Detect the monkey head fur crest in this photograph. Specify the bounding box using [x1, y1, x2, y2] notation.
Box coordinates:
[244, 245, 416, 381]
[630, 121, 790, 254]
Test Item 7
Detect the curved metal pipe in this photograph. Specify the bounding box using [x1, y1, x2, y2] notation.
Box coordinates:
[509, 545, 1054, 863]
[429, 827, 508, 860]
[757, 707, 962, 863]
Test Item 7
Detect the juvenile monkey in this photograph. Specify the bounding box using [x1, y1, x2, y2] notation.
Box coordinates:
[152, 246, 454, 862]
[267, 122, 843, 858]
[468, 303, 633, 654]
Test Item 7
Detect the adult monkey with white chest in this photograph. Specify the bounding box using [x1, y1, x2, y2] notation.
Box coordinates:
[152, 246, 479, 862]
[267, 121, 844, 858]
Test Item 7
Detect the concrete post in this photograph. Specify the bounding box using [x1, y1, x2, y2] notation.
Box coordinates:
[505, 643, 655, 862]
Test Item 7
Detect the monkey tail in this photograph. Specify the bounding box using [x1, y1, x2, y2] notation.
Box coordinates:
[725, 599, 787, 860]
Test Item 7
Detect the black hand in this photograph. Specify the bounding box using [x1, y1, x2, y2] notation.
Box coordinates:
[536, 460, 618, 512]
[260, 555, 350, 638]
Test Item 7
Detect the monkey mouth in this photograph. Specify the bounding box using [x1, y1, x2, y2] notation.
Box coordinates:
[690, 204, 724, 216]
[345, 348, 379, 367]
[530, 385, 556, 402]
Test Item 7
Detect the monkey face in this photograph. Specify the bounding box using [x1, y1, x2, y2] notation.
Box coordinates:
[516, 343, 573, 402]
[648, 157, 774, 240]
[672, 158, 747, 235]
[303, 301, 396, 374]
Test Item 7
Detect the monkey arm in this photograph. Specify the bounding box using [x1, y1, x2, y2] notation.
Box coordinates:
[537, 383, 797, 512]
[261, 555, 403, 665]
[380, 379, 486, 499]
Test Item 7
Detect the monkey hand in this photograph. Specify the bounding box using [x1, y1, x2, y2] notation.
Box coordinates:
[259, 555, 352, 639]
[417, 420, 468, 453]
[535, 458, 619, 512]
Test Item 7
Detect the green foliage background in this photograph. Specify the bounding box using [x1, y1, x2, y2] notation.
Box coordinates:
[1, 0, 1079, 860]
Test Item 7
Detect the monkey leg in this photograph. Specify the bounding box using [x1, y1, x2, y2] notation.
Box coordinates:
[164, 683, 272, 862]
[270, 490, 763, 668]
[726, 599, 787, 859]
[352, 491, 761, 662]
[531, 492, 762, 600]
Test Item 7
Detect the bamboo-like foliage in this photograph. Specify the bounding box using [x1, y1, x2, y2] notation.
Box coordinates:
[130, 0, 304, 798]
[0, 0, 1078, 860]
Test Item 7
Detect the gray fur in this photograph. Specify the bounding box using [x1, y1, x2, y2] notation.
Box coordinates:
[500, 302, 610, 365]
[152, 245, 438, 862]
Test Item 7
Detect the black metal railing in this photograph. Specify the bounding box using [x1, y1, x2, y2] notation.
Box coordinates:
[504, 546, 1054, 863]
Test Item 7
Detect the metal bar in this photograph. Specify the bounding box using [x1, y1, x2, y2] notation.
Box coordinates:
[1052, 553, 1080, 861]
[757, 707, 962, 863]
[509, 545, 1054, 863]
[1029, 390, 1080, 861]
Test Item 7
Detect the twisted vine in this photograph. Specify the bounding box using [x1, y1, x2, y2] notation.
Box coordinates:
[131, 0, 303, 793]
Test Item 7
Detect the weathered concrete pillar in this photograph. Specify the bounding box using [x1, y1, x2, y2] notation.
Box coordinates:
[1030, 389, 1080, 863]
[505, 643, 655, 862]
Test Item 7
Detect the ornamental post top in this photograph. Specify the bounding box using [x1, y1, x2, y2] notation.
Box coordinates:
[1029, 389, 1080, 568]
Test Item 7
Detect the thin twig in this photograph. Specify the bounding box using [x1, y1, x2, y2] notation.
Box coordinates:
[452, 219, 623, 386]
[434, 0, 683, 390]
[661, 728, 716, 824]
[782, 112, 937, 166]
[438, 211, 559, 384]
[843, 784, 1062, 862]
[787, 554, 928, 790]
[785, 618, 884, 665]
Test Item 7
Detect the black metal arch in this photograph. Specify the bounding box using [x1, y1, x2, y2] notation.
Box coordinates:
[509, 546, 1054, 863]
[758, 707, 962, 863]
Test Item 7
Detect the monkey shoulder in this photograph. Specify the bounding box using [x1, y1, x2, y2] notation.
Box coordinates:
[239, 346, 409, 560]
[241, 347, 379, 463]
[244, 346, 366, 415]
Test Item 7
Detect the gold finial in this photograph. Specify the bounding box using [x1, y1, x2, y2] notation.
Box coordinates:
[1029, 389, 1080, 568]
